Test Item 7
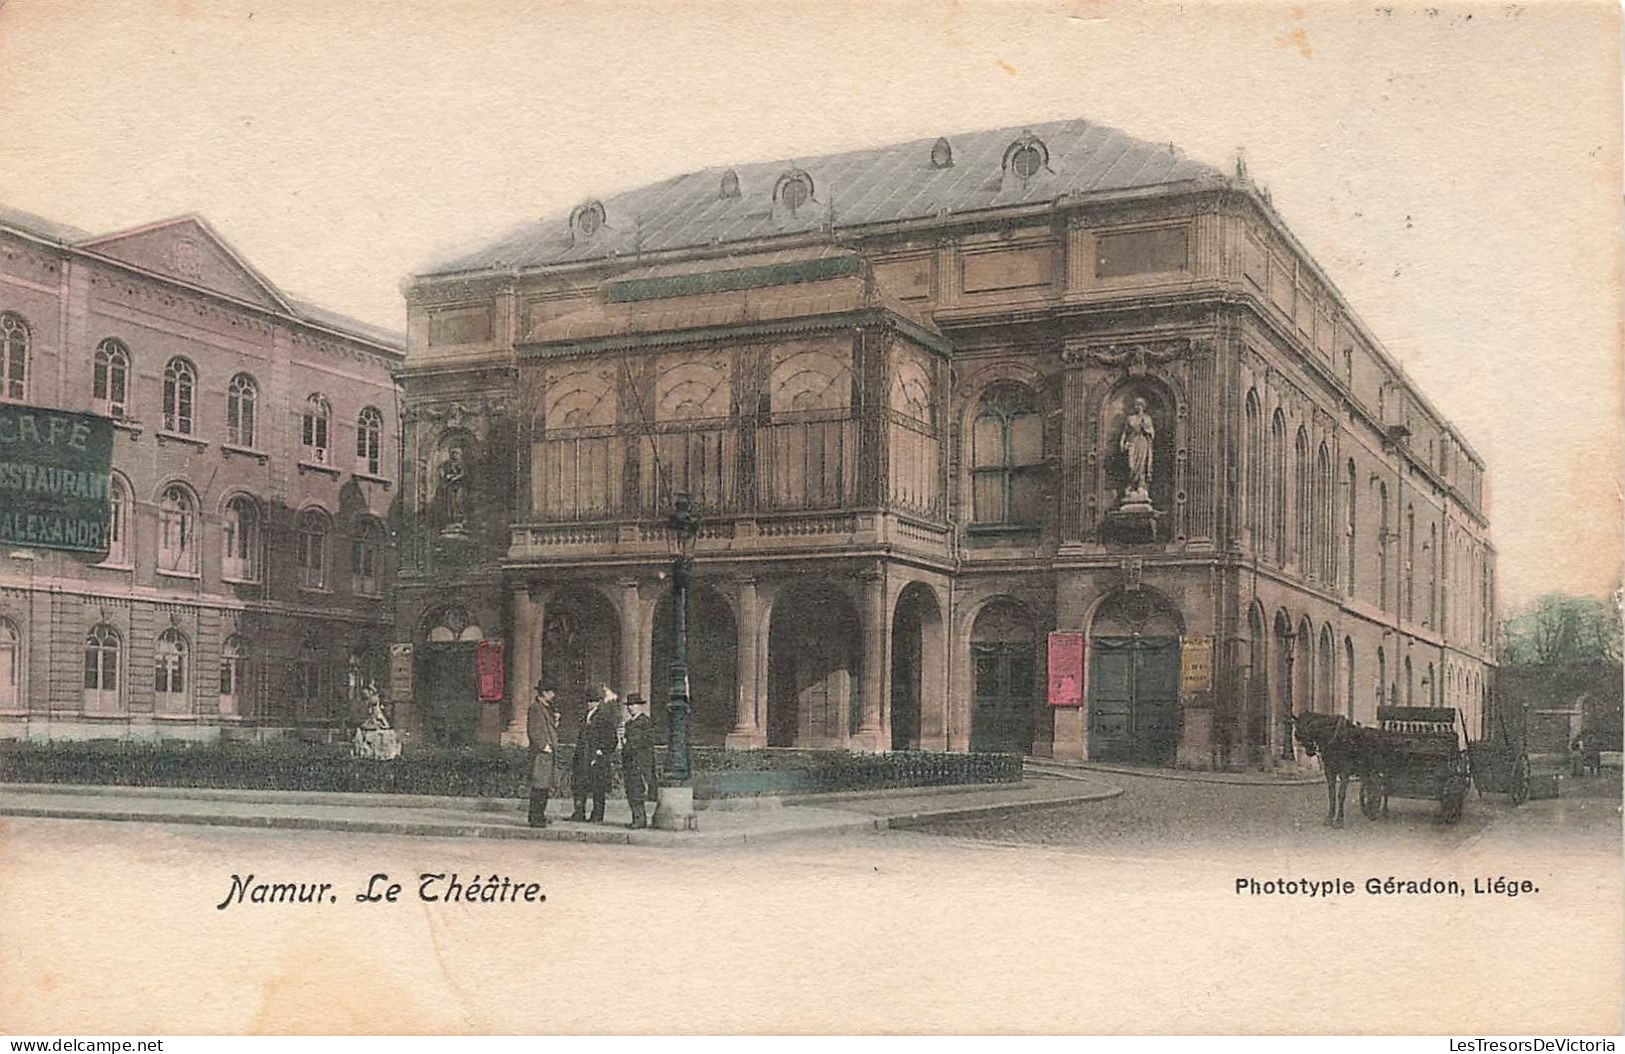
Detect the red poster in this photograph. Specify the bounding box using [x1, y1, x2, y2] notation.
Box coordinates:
[476, 640, 505, 701]
[1047, 632, 1085, 707]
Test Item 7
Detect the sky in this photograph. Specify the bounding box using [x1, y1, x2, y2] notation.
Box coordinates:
[0, 0, 1618, 610]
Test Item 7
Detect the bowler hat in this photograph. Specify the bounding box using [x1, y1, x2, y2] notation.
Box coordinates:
[623, 692, 647, 707]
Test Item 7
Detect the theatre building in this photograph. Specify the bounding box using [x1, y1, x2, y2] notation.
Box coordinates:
[0, 206, 403, 740]
[396, 118, 1496, 766]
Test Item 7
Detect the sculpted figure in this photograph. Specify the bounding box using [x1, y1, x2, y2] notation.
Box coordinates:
[1120, 397, 1155, 496]
[440, 445, 468, 530]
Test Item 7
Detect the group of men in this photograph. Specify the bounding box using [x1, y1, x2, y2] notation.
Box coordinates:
[524, 682, 658, 830]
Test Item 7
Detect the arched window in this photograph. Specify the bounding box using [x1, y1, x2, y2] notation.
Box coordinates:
[104, 475, 130, 567]
[162, 357, 197, 434]
[1404, 655, 1414, 707]
[219, 635, 246, 716]
[302, 394, 331, 464]
[1376, 646, 1388, 709]
[971, 384, 1043, 526]
[1268, 410, 1287, 564]
[154, 627, 189, 712]
[1344, 459, 1358, 594]
[0, 312, 29, 402]
[1294, 427, 1310, 569]
[227, 374, 258, 448]
[94, 339, 131, 419]
[1244, 390, 1262, 543]
[356, 406, 384, 476]
[350, 517, 384, 596]
[1404, 504, 1417, 622]
[297, 508, 330, 590]
[1377, 482, 1391, 611]
[1428, 521, 1440, 628]
[0, 617, 19, 709]
[83, 624, 121, 712]
[222, 495, 260, 582]
[1344, 637, 1356, 720]
[157, 484, 199, 575]
[1315, 444, 1333, 582]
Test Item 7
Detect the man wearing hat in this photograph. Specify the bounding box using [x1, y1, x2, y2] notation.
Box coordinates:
[621, 693, 657, 829]
[568, 685, 619, 822]
[525, 683, 561, 827]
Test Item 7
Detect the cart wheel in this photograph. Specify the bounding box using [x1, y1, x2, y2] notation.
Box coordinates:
[1510, 756, 1531, 806]
[1360, 777, 1384, 820]
[1442, 780, 1466, 824]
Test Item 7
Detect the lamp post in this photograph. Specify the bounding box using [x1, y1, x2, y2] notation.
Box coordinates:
[1281, 630, 1297, 761]
[652, 491, 700, 831]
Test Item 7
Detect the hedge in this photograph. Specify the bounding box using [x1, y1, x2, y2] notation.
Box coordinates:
[0, 741, 1022, 799]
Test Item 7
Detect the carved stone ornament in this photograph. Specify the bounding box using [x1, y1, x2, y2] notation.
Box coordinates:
[1119, 557, 1144, 592]
[1065, 339, 1191, 374]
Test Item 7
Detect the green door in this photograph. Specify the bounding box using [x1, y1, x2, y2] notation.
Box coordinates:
[1088, 637, 1180, 765]
[419, 642, 478, 747]
[971, 642, 1036, 754]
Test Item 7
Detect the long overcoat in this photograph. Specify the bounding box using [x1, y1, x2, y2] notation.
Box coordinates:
[621, 712, 657, 801]
[571, 702, 617, 792]
[526, 696, 561, 791]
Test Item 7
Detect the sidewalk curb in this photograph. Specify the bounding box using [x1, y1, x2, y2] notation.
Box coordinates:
[0, 781, 1120, 845]
[1026, 762, 1323, 787]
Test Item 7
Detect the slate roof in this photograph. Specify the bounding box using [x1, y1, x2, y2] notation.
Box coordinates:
[425, 117, 1224, 277]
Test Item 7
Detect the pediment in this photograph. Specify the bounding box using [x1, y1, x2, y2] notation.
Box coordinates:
[77, 217, 288, 311]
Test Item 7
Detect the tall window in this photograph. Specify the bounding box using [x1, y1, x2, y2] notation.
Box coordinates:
[1268, 411, 1287, 564]
[83, 624, 121, 711]
[227, 374, 258, 447]
[1428, 522, 1439, 628]
[356, 406, 384, 476]
[1404, 504, 1417, 622]
[970, 384, 1043, 526]
[0, 312, 28, 402]
[0, 617, 19, 709]
[222, 495, 260, 581]
[219, 635, 245, 717]
[93, 339, 130, 419]
[302, 394, 332, 464]
[1344, 459, 1358, 593]
[1377, 482, 1391, 611]
[157, 485, 199, 575]
[154, 628, 189, 711]
[1315, 444, 1333, 582]
[163, 358, 197, 434]
[1243, 390, 1262, 543]
[1294, 427, 1310, 569]
[297, 509, 329, 590]
[104, 475, 130, 566]
[351, 518, 382, 596]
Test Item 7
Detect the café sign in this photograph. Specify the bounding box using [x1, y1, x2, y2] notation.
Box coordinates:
[0, 406, 114, 556]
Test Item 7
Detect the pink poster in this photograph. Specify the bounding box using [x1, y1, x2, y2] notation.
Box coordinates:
[1047, 632, 1084, 707]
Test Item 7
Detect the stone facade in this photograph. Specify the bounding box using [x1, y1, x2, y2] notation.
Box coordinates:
[395, 119, 1496, 767]
[0, 209, 404, 741]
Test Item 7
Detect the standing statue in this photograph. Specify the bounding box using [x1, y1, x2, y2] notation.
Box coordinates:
[1119, 397, 1156, 501]
[440, 445, 468, 532]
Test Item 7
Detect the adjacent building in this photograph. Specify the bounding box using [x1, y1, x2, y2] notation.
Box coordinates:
[396, 118, 1497, 767]
[0, 206, 404, 741]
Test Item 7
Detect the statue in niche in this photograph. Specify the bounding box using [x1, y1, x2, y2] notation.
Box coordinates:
[1119, 397, 1156, 505]
[438, 444, 468, 534]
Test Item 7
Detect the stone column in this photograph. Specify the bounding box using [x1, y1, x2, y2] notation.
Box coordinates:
[725, 578, 765, 748]
[503, 587, 539, 745]
[852, 570, 889, 752]
[618, 580, 641, 700]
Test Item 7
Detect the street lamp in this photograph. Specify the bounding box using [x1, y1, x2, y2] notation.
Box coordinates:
[1281, 630, 1297, 761]
[652, 491, 700, 831]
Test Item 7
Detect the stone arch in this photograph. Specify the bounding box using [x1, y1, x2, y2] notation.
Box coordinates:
[539, 586, 623, 739]
[969, 596, 1041, 755]
[766, 578, 861, 748]
[1086, 589, 1185, 765]
[1245, 601, 1270, 762]
[1296, 615, 1315, 714]
[1316, 623, 1336, 716]
[890, 579, 947, 752]
[649, 580, 738, 747]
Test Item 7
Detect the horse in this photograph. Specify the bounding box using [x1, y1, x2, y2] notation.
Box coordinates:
[1291, 711, 1384, 826]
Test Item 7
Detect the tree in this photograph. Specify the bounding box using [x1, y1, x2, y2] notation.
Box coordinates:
[1500, 591, 1623, 667]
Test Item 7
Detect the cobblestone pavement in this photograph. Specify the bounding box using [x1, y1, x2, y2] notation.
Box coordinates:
[905, 767, 1623, 857]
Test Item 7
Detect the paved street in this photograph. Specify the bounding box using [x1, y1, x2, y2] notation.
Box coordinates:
[3, 769, 1618, 1035]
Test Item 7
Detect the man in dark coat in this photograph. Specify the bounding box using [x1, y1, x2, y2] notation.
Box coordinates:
[568, 686, 618, 822]
[620, 693, 657, 829]
[525, 683, 560, 827]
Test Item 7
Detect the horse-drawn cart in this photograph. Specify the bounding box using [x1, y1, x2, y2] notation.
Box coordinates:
[1468, 707, 1531, 805]
[1360, 706, 1471, 824]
